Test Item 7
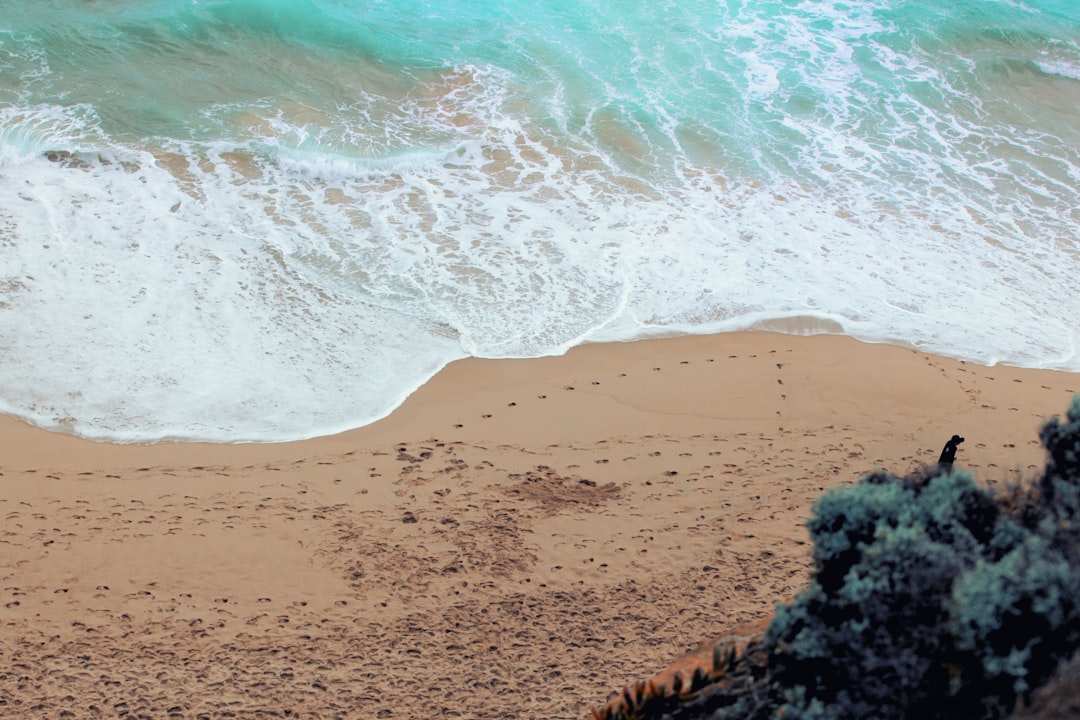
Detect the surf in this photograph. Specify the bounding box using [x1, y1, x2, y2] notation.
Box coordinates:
[1, 0, 1078, 442]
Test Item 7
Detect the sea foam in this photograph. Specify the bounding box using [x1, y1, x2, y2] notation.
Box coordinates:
[1, 0, 1078, 441]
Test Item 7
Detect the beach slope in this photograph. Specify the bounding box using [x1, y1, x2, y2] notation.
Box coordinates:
[1, 332, 1075, 719]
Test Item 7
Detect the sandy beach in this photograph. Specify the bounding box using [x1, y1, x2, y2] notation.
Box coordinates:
[1, 331, 1076, 719]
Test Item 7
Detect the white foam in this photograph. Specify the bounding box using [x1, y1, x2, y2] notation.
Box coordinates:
[0, 146, 466, 442]
[3, 104, 1079, 444]
[0, 103, 100, 166]
[1037, 55, 1080, 81]
[2, 10, 1080, 443]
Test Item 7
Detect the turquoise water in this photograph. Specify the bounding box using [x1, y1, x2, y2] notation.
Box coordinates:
[1, 0, 1079, 442]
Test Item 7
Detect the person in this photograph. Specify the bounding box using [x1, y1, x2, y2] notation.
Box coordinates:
[938, 434, 965, 470]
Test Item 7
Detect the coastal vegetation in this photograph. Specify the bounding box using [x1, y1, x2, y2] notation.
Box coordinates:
[591, 395, 1080, 720]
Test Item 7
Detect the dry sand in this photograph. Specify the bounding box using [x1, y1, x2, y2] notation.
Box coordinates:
[1, 331, 1076, 719]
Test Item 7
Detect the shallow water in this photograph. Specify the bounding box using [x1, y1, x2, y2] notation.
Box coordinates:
[1, 0, 1078, 441]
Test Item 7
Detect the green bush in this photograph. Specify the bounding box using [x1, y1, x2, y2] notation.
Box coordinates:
[593, 397, 1080, 720]
[951, 535, 1080, 705]
[767, 472, 986, 719]
[758, 396, 1080, 720]
[1035, 396, 1080, 552]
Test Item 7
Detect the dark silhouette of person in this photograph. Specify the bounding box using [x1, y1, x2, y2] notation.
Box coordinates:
[938, 434, 965, 470]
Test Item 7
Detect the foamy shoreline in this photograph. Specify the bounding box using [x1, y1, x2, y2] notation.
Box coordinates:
[1, 331, 1077, 719]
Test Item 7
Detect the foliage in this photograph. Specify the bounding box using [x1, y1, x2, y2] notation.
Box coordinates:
[758, 395, 1080, 720]
[589, 396, 1080, 720]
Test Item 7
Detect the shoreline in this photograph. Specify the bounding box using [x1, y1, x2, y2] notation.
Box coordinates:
[5, 331, 1077, 463]
[2, 331, 1077, 719]
[6, 323, 1078, 449]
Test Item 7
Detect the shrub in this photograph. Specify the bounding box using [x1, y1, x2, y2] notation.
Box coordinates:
[758, 396, 1080, 720]
[951, 534, 1080, 710]
[591, 396, 1080, 720]
[766, 471, 988, 719]
[1034, 395, 1080, 558]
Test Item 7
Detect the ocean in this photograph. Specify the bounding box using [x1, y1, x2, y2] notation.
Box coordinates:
[1, 0, 1078, 442]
